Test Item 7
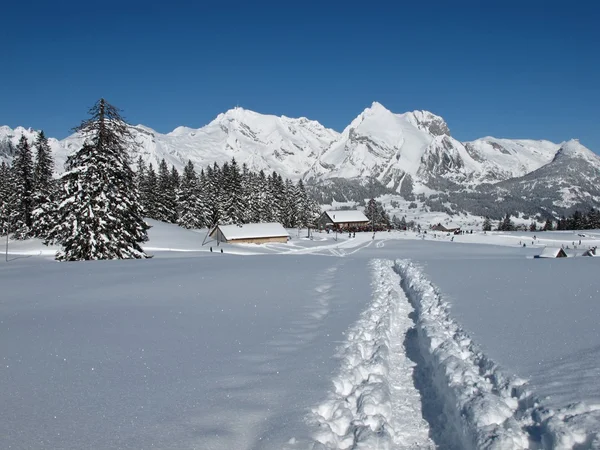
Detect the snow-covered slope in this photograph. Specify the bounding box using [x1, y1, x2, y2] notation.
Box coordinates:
[491, 139, 600, 209]
[464, 137, 559, 183]
[308, 103, 481, 191]
[307, 103, 564, 192]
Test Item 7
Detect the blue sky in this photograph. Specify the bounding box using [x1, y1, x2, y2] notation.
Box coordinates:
[2, 1, 599, 151]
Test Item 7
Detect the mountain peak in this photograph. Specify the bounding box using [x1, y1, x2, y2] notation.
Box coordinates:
[365, 101, 392, 115]
[553, 139, 597, 162]
[401, 110, 450, 137]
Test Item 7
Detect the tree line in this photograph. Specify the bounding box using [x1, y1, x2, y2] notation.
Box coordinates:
[482, 209, 600, 232]
[0, 99, 321, 260]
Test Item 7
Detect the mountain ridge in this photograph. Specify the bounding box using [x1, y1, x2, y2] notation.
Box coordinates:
[1, 103, 598, 217]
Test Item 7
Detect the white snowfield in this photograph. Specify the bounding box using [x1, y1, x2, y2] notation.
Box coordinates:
[1, 223, 600, 449]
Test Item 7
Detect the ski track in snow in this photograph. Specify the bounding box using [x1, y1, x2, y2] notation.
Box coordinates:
[395, 259, 600, 450]
[309, 259, 435, 449]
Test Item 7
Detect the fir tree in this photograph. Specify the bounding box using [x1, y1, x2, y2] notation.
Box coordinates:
[31, 131, 57, 238]
[0, 162, 12, 235]
[543, 218, 554, 231]
[399, 215, 407, 230]
[529, 221, 537, 232]
[499, 213, 514, 231]
[177, 160, 202, 229]
[141, 163, 159, 219]
[156, 159, 177, 223]
[222, 158, 245, 225]
[482, 216, 492, 231]
[9, 135, 35, 238]
[47, 98, 149, 260]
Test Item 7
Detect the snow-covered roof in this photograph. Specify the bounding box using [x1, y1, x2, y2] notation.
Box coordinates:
[537, 247, 567, 258]
[213, 223, 289, 240]
[323, 210, 369, 223]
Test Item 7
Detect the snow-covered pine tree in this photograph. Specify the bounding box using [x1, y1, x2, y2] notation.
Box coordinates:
[364, 198, 377, 230]
[294, 179, 310, 228]
[240, 163, 255, 224]
[586, 208, 600, 229]
[9, 135, 35, 238]
[222, 158, 245, 225]
[31, 131, 57, 238]
[141, 163, 159, 219]
[197, 168, 210, 228]
[399, 215, 407, 230]
[205, 163, 222, 227]
[482, 216, 492, 231]
[170, 165, 180, 199]
[46, 98, 150, 261]
[156, 159, 177, 223]
[254, 170, 268, 222]
[134, 156, 146, 193]
[282, 178, 296, 228]
[542, 218, 554, 231]
[177, 160, 202, 229]
[499, 213, 514, 231]
[268, 172, 285, 224]
[0, 161, 12, 235]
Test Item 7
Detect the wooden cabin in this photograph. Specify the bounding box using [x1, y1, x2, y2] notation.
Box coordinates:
[210, 223, 289, 244]
[318, 210, 370, 230]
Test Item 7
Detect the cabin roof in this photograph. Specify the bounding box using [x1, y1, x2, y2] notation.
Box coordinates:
[213, 223, 289, 240]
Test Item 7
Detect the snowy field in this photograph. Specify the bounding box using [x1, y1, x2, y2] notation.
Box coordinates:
[2, 221, 600, 449]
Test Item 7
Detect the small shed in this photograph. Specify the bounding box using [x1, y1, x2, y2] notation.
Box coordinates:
[318, 210, 369, 229]
[431, 223, 461, 233]
[535, 247, 568, 259]
[582, 247, 597, 257]
[210, 223, 289, 244]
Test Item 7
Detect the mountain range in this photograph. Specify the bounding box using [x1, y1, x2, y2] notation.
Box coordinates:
[1, 102, 599, 218]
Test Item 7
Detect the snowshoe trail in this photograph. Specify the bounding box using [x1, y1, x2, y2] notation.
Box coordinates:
[309, 259, 435, 449]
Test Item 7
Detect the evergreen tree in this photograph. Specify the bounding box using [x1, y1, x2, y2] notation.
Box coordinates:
[156, 159, 177, 223]
[586, 208, 600, 229]
[0, 162, 12, 235]
[222, 158, 245, 225]
[399, 215, 407, 230]
[47, 98, 149, 260]
[568, 210, 584, 230]
[196, 168, 210, 227]
[499, 213, 514, 231]
[205, 163, 222, 226]
[529, 221, 537, 232]
[177, 160, 202, 229]
[482, 216, 492, 231]
[141, 163, 159, 219]
[543, 218, 554, 231]
[9, 135, 35, 238]
[556, 216, 568, 231]
[31, 131, 57, 238]
[134, 156, 146, 193]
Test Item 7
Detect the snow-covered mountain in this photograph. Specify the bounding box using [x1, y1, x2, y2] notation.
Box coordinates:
[308, 102, 564, 192]
[2, 103, 599, 215]
[0, 108, 339, 178]
[491, 139, 600, 210]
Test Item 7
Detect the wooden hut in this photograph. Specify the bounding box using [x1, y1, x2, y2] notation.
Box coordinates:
[210, 223, 289, 244]
[318, 210, 369, 229]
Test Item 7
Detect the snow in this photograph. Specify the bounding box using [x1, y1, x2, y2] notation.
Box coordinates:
[213, 222, 289, 241]
[321, 210, 369, 224]
[2, 224, 600, 448]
